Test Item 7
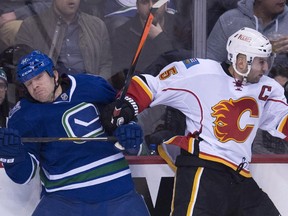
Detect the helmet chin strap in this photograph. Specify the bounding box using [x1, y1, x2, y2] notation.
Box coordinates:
[53, 76, 59, 97]
[232, 62, 252, 85]
[51, 76, 60, 102]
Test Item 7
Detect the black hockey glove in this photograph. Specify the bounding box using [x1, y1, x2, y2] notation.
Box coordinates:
[0, 128, 27, 164]
[100, 96, 139, 134]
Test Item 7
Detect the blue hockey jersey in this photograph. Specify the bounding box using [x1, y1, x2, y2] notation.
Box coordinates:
[5, 74, 135, 202]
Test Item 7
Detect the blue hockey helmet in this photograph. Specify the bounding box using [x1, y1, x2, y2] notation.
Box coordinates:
[17, 50, 54, 83]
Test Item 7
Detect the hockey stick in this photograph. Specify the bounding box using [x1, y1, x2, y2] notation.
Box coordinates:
[22, 137, 124, 150]
[21, 136, 118, 143]
[112, 0, 169, 120]
[22, 136, 124, 150]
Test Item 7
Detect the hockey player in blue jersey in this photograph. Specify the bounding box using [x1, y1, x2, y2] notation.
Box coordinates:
[0, 49, 150, 216]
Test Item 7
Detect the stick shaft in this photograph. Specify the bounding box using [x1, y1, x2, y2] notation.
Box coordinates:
[21, 136, 118, 143]
[114, 0, 168, 115]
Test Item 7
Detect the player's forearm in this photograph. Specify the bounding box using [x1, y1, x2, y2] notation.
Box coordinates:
[3, 154, 35, 184]
[125, 75, 153, 113]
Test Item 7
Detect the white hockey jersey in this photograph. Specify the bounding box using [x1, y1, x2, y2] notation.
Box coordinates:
[126, 58, 288, 177]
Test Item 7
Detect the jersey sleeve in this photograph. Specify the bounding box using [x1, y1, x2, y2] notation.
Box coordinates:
[259, 83, 288, 140]
[5, 101, 39, 184]
[126, 60, 191, 112]
[125, 75, 155, 112]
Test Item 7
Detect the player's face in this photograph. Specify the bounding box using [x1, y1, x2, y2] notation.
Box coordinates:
[247, 57, 270, 83]
[24, 71, 57, 103]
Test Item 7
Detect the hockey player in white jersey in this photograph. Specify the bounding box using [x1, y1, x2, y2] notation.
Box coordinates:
[0, 48, 150, 216]
[101, 27, 284, 215]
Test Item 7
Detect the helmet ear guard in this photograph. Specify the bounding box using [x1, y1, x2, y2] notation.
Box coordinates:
[17, 50, 54, 83]
[226, 27, 274, 79]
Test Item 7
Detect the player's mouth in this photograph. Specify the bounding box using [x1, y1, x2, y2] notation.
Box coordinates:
[67, 1, 77, 9]
[34, 90, 45, 98]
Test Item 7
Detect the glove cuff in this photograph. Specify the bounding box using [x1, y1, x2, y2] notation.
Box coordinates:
[124, 96, 139, 116]
[0, 146, 28, 164]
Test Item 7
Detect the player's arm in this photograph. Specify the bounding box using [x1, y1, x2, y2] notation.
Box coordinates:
[100, 74, 153, 133]
[271, 110, 288, 141]
[125, 75, 154, 112]
[100, 60, 185, 132]
[260, 84, 288, 140]
[0, 128, 36, 184]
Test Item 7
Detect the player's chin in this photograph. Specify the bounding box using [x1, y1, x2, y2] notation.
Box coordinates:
[34, 95, 50, 103]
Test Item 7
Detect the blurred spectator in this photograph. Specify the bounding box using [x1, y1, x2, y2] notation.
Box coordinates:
[207, 0, 288, 67]
[207, 0, 238, 37]
[253, 64, 288, 154]
[110, 0, 188, 89]
[0, 44, 32, 107]
[103, 0, 177, 36]
[0, 68, 11, 127]
[170, 1, 192, 50]
[172, 0, 238, 40]
[0, 44, 34, 103]
[269, 64, 288, 99]
[0, 0, 52, 51]
[103, 0, 138, 39]
[79, 0, 105, 18]
[110, 0, 191, 153]
[0, 44, 34, 82]
[15, 0, 112, 79]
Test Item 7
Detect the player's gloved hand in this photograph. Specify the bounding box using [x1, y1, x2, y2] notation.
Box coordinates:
[0, 128, 26, 164]
[101, 96, 139, 133]
[113, 122, 143, 155]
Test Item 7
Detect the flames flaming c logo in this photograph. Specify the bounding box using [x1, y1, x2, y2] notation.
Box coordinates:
[211, 98, 259, 143]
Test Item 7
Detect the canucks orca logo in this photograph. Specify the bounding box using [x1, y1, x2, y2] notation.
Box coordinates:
[211, 97, 259, 143]
[62, 102, 104, 143]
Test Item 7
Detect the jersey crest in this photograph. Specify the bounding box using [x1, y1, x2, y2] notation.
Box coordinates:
[211, 97, 259, 143]
[62, 102, 104, 143]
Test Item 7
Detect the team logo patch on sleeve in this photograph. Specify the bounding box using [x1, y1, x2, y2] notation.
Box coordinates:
[183, 58, 199, 69]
